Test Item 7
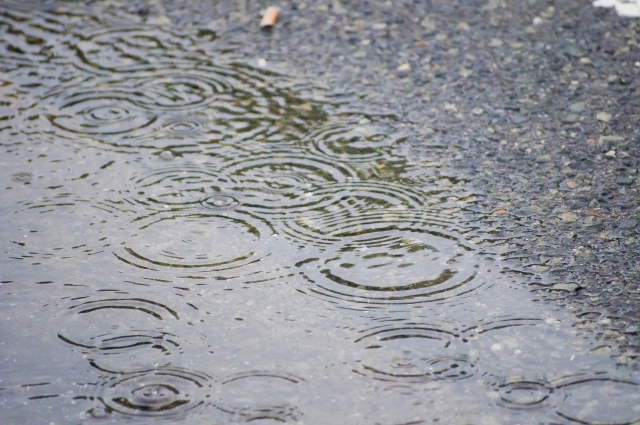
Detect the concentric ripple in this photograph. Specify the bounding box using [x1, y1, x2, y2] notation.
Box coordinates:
[95, 367, 214, 418]
[554, 374, 640, 424]
[113, 212, 270, 274]
[220, 153, 357, 211]
[161, 115, 208, 137]
[132, 70, 231, 112]
[44, 87, 158, 143]
[303, 119, 403, 163]
[217, 371, 305, 423]
[280, 181, 454, 247]
[127, 165, 242, 209]
[73, 25, 223, 73]
[55, 298, 183, 370]
[361, 353, 478, 383]
[3, 196, 110, 262]
[489, 377, 553, 410]
[296, 229, 481, 307]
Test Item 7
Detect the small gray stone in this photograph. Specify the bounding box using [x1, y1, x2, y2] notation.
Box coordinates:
[560, 212, 579, 223]
[331, 0, 347, 14]
[509, 114, 528, 124]
[564, 45, 583, 57]
[617, 176, 634, 186]
[569, 102, 586, 113]
[536, 154, 552, 163]
[561, 114, 579, 123]
[552, 283, 580, 291]
[598, 135, 624, 148]
[618, 219, 637, 230]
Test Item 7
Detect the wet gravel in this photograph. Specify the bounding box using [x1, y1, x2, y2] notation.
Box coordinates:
[144, 0, 640, 365]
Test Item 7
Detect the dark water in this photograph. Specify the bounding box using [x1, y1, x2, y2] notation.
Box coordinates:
[0, 2, 639, 424]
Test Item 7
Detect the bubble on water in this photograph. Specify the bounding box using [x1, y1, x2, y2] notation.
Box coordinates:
[199, 194, 243, 210]
[159, 150, 175, 161]
[217, 371, 305, 423]
[95, 367, 214, 418]
[554, 374, 640, 424]
[489, 377, 553, 410]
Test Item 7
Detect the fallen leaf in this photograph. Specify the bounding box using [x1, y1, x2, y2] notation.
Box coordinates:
[493, 209, 507, 215]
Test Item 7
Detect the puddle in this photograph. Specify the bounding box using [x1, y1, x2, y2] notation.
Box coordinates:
[0, 2, 638, 424]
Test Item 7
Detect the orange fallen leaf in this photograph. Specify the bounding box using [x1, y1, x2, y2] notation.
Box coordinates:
[493, 209, 507, 215]
[260, 6, 280, 27]
[415, 41, 427, 47]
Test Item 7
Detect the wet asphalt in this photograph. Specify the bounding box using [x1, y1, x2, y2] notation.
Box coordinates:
[140, 0, 640, 366]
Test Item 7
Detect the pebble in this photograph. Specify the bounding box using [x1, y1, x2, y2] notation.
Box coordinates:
[421, 18, 437, 32]
[331, 1, 347, 15]
[569, 102, 586, 113]
[472, 107, 484, 115]
[397, 63, 411, 75]
[598, 135, 624, 147]
[561, 114, 579, 123]
[147, 15, 171, 25]
[560, 212, 579, 223]
[488, 38, 503, 47]
[509, 114, 527, 124]
[616, 176, 634, 186]
[596, 112, 611, 122]
[552, 283, 580, 291]
[619, 219, 637, 229]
